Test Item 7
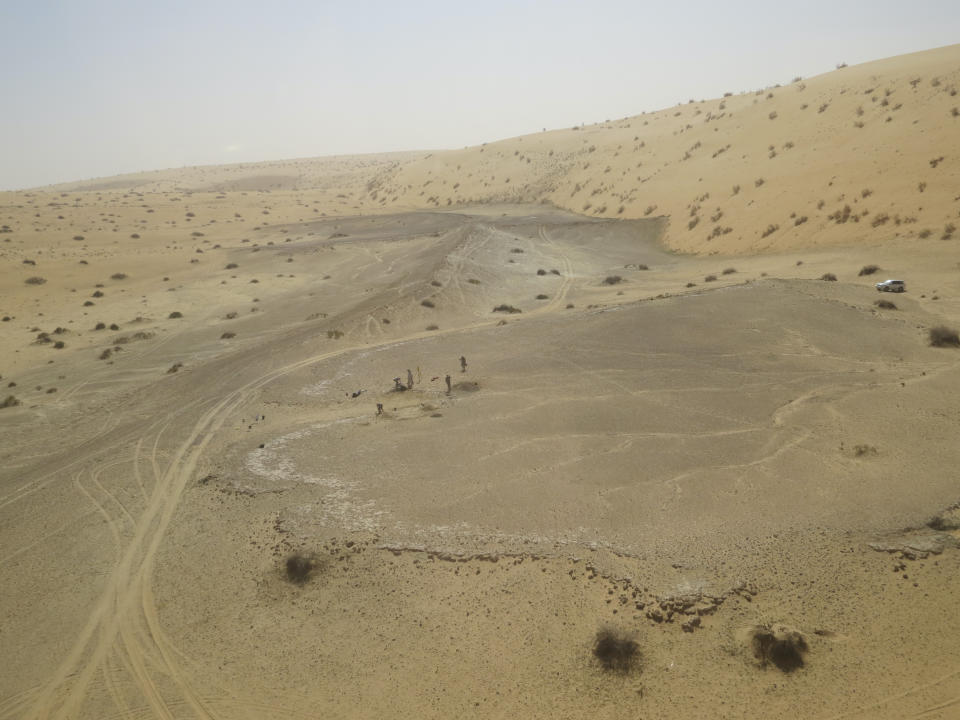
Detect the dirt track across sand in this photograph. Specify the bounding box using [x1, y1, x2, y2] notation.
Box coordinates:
[3, 201, 960, 719]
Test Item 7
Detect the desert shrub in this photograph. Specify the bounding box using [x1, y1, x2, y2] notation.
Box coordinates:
[686, 282, 696, 287]
[565, 303, 574, 309]
[73, 235, 84, 241]
[535, 294, 549, 300]
[467, 278, 480, 284]
[111, 273, 127, 280]
[927, 513, 960, 531]
[761, 224, 779, 238]
[929, 326, 960, 347]
[732, 185, 740, 195]
[130, 233, 140, 239]
[326, 330, 344, 339]
[167, 362, 183, 374]
[918, 229, 932, 239]
[750, 625, 808, 672]
[510, 248, 524, 254]
[425, 324, 439, 331]
[1, 395, 20, 409]
[755, 178, 765, 187]
[603, 275, 623, 285]
[431, 280, 442, 287]
[83, 301, 94, 307]
[874, 300, 897, 310]
[768, 111, 778, 120]
[94, 322, 106, 330]
[225, 263, 238, 269]
[820, 273, 837, 281]
[537, 269, 546, 276]
[53, 341, 65, 349]
[420, 299, 435, 308]
[25, 276, 46, 285]
[109, 323, 120, 331]
[593, 627, 640, 673]
[643, 205, 657, 215]
[858, 264, 879, 276]
[722, 267, 736, 275]
[220, 332, 236, 339]
[99, 348, 112, 360]
[168, 311, 183, 319]
[284, 553, 315, 584]
[704, 274, 717, 282]
[493, 304, 522, 314]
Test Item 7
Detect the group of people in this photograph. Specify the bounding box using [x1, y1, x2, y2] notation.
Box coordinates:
[375, 355, 468, 416]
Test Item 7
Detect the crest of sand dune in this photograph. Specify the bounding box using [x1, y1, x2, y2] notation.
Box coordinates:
[3, 45, 960, 720]
[371, 44, 960, 254]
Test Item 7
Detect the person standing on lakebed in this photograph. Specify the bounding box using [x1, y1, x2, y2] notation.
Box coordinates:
[460, 355, 467, 372]
[445, 374, 451, 393]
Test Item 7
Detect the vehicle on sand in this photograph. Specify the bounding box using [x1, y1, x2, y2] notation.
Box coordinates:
[875, 279, 906, 292]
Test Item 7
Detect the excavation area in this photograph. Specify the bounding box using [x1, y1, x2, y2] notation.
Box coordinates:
[3, 206, 960, 720]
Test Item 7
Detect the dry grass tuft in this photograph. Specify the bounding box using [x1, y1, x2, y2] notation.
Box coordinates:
[750, 624, 808, 672]
[593, 626, 640, 674]
[929, 326, 960, 347]
[284, 553, 316, 584]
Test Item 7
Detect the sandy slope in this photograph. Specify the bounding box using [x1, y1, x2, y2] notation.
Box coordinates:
[2, 45, 960, 720]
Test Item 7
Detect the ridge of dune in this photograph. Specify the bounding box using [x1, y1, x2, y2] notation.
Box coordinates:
[11, 44, 959, 257]
[372, 44, 960, 254]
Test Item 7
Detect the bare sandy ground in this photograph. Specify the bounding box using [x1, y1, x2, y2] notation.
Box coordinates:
[3, 46, 960, 720]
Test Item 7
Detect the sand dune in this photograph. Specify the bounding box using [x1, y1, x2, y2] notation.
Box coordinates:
[2, 45, 960, 720]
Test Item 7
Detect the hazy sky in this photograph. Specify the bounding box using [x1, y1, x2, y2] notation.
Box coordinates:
[1, 0, 957, 190]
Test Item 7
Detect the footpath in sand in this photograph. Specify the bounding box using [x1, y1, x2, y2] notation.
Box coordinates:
[2, 202, 960, 720]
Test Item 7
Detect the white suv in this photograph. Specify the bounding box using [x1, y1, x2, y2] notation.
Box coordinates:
[875, 279, 905, 293]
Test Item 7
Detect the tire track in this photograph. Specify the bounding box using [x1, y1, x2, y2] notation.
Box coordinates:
[11, 245, 585, 718]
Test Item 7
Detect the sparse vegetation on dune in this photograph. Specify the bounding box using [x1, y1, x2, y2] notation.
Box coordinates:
[493, 304, 522, 314]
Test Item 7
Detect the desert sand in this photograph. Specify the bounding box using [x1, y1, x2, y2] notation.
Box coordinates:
[2, 45, 960, 719]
